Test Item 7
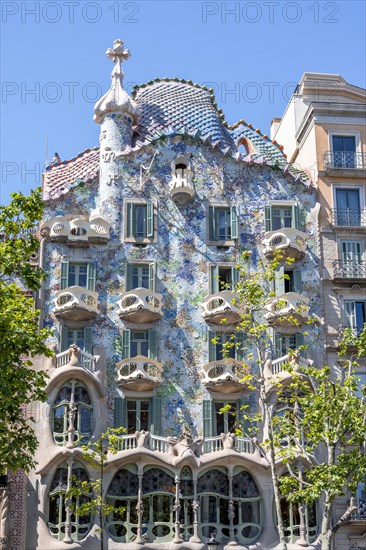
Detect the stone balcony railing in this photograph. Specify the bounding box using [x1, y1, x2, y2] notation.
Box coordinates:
[262, 228, 307, 261]
[265, 292, 310, 329]
[116, 432, 255, 456]
[117, 288, 163, 323]
[333, 260, 366, 280]
[53, 285, 99, 324]
[41, 215, 111, 244]
[169, 168, 194, 205]
[55, 345, 100, 373]
[202, 358, 249, 394]
[265, 353, 312, 379]
[202, 290, 241, 325]
[116, 355, 163, 391]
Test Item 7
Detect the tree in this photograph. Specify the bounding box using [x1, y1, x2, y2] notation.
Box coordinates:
[273, 329, 366, 550]
[0, 188, 53, 472]
[66, 427, 126, 550]
[227, 250, 366, 550]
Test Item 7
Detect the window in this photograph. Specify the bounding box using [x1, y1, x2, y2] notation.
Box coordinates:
[335, 188, 361, 226]
[208, 331, 245, 361]
[203, 398, 249, 438]
[59, 326, 92, 353]
[214, 401, 237, 434]
[142, 468, 175, 542]
[332, 135, 356, 168]
[60, 261, 96, 291]
[126, 263, 156, 291]
[208, 205, 238, 242]
[280, 495, 317, 544]
[210, 265, 239, 293]
[339, 241, 363, 277]
[52, 383, 92, 446]
[106, 467, 139, 542]
[114, 396, 161, 435]
[126, 400, 150, 433]
[344, 300, 366, 336]
[265, 205, 301, 231]
[126, 202, 154, 240]
[121, 329, 157, 359]
[274, 334, 304, 359]
[275, 268, 302, 295]
[48, 463, 91, 541]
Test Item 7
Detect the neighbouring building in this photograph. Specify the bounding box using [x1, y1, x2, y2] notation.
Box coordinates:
[4, 43, 334, 550]
[272, 72, 366, 550]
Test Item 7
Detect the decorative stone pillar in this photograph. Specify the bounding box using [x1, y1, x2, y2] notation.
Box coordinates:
[0, 486, 9, 550]
[66, 380, 77, 449]
[173, 475, 183, 544]
[63, 457, 74, 544]
[135, 467, 145, 545]
[227, 467, 237, 546]
[189, 476, 201, 543]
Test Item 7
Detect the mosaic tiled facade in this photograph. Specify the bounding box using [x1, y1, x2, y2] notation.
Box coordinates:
[20, 40, 330, 550]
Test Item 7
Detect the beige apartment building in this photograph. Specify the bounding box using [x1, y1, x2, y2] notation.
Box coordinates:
[271, 72, 366, 550]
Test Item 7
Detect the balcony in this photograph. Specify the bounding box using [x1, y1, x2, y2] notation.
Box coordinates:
[349, 503, 366, 522]
[116, 355, 162, 391]
[262, 228, 307, 261]
[331, 209, 366, 227]
[202, 290, 241, 325]
[333, 260, 366, 281]
[265, 353, 312, 380]
[53, 286, 99, 324]
[169, 168, 194, 205]
[324, 151, 366, 173]
[116, 432, 255, 456]
[41, 215, 110, 244]
[117, 288, 163, 323]
[202, 358, 249, 394]
[55, 345, 99, 373]
[265, 292, 311, 330]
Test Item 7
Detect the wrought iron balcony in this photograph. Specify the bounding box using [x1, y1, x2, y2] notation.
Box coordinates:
[202, 358, 249, 393]
[116, 355, 163, 391]
[265, 292, 311, 329]
[53, 286, 99, 324]
[117, 288, 163, 323]
[331, 209, 366, 227]
[202, 290, 241, 325]
[349, 503, 366, 521]
[55, 345, 99, 373]
[324, 151, 366, 170]
[41, 215, 110, 244]
[265, 353, 311, 378]
[262, 228, 307, 261]
[169, 168, 194, 205]
[333, 260, 366, 280]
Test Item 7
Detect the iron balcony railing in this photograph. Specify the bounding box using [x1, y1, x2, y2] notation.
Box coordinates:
[324, 151, 366, 170]
[333, 260, 366, 279]
[331, 209, 366, 226]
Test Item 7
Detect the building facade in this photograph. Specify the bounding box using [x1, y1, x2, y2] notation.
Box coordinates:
[272, 72, 366, 550]
[8, 44, 334, 550]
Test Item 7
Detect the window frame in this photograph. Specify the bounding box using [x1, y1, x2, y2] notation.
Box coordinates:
[209, 263, 240, 294]
[126, 261, 156, 292]
[332, 184, 365, 226]
[124, 199, 157, 243]
[126, 399, 151, 433]
[207, 202, 239, 246]
[265, 201, 301, 232]
[329, 130, 361, 154]
[343, 298, 366, 335]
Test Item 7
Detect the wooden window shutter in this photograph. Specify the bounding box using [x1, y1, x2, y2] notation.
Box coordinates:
[60, 261, 69, 290]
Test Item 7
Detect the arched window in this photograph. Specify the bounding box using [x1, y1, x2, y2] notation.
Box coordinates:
[52, 383, 92, 446]
[232, 469, 262, 543]
[106, 467, 139, 542]
[198, 468, 230, 542]
[142, 467, 175, 543]
[48, 463, 91, 541]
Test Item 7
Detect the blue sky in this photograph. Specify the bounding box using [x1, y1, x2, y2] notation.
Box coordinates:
[1, 0, 365, 203]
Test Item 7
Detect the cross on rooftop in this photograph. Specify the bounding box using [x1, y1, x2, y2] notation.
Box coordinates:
[106, 39, 131, 64]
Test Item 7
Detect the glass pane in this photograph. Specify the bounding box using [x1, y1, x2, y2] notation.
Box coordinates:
[68, 265, 76, 286]
[135, 205, 147, 238]
[78, 265, 87, 287]
[54, 406, 66, 433]
[217, 209, 231, 240]
[133, 266, 149, 289]
[79, 406, 91, 434]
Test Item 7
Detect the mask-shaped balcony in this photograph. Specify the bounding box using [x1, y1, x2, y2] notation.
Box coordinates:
[202, 358, 249, 393]
[265, 292, 310, 329]
[262, 228, 307, 261]
[169, 168, 194, 205]
[53, 286, 99, 324]
[116, 355, 163, 391]
[41, 215, 110, 244]
[202, 290, 241, 325]
[117, 288, 163, 323]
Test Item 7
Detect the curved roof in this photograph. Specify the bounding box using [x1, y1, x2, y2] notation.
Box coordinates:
[132, 79, 235, 153]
